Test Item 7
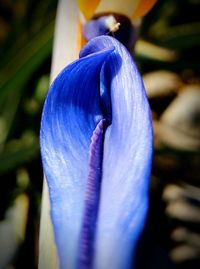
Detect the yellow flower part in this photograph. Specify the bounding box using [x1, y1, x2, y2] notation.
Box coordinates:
[77, 0, 101, 20]
[77, 0, 157, 20]
[95, 0, 140, 18]
[133, 0, 157, 19]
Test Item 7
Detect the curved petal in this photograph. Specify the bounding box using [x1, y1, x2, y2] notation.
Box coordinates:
[95, 0, 140, 19]
[77, 0, 101, 20]
[41, 36, 153, 269]
[80, 36, 153, 269]
[77, 0, 140, 20]
[77, 0, 157, 21]
[40, 47, 114, 269]
[132, 0, 157, 19]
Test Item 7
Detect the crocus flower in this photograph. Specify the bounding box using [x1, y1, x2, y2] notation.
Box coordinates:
[77, 0, 157, 50]
[40, 35, 153, 269]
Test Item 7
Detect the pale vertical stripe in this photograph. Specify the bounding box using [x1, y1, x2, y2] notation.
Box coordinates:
[38, 1, 79, 269]
[51, 0, 79, 82]
[38, 181, 58, 269]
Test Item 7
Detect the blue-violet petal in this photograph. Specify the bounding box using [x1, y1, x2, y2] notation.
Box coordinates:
[40, 36, 153, 269]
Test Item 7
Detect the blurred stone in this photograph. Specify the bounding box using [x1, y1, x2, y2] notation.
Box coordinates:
[156, 85, 200, 151]
[143, 70, 182, 99]
[163, 184, 185, 202]
[170, 244, 200, 263]
[163, 184, 200, 202]
[135, 40, 178, 62]
[0, 194, 29, 269]
[171, 227, 200, 247]
[164, 183, 200, 223]
[165, 200, 200, 222]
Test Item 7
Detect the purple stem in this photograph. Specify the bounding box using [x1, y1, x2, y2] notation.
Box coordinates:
[77, 119, 106, 269]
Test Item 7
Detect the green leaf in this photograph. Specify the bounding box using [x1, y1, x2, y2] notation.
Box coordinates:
[153, 22, 200, 50]
[0, 20, 54, 98]
[0, 133, 39, 175]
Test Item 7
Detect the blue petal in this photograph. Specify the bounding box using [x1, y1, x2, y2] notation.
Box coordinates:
[40, 36, 153, 269]
[40, 47, 114, 269]
[81, 36, 153, 269]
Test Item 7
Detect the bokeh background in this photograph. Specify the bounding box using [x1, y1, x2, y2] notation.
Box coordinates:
[0, 0, 199, 269]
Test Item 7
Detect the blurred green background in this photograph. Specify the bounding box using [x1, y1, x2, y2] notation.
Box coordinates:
[0, 0, 199, 269]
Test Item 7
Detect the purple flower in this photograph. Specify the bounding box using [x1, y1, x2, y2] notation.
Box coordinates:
[40, 36, 153, 269]
[83, 13, 136, 50]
